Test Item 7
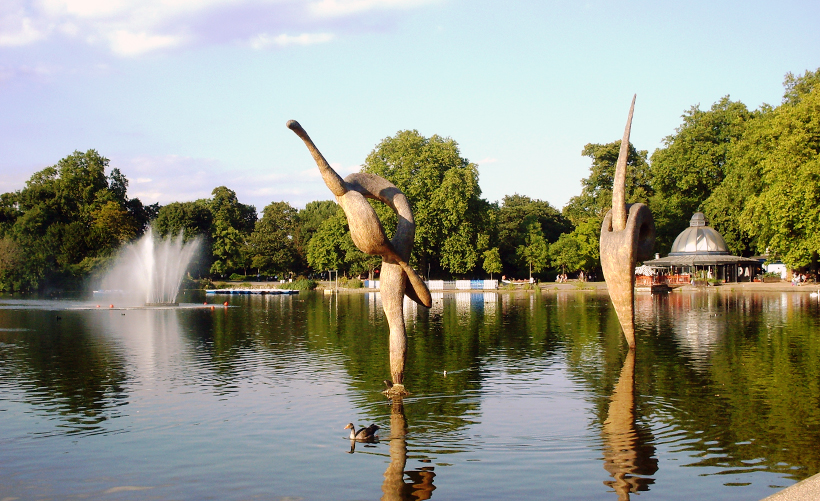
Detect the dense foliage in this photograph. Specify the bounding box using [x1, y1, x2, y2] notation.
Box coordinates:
[2, 69, 818, 291]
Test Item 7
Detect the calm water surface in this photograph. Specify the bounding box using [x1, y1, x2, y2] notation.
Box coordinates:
[1, 290, 819, 500]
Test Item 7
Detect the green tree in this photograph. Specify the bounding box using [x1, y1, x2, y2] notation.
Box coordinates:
[482, 247, 502, 279]
[563, 141, 652, 227]
[735, 69, 820, 268]
[516, 221, 549, 279]
[567, 219, 601, 273]
[549, 233, 584, 276]
[207, 187, 256, 277]
[210, 219, 244, 276]
[294, 200, 339, 270]
[1, 150, 145, 290]
[649, 97, 752, 253]
[153, 200, 214, 277]
[362, 130, 491, 277]
[153, 200, 214, 241]
[248, 201, 299, 275]
[306, 211, 347, 273]
[496, 194, 570, 276]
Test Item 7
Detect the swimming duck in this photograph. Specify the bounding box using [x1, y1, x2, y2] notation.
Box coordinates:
[345, 423, 379, 441]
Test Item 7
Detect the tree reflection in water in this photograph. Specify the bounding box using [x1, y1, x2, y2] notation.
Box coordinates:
[601, 349, 658, 500]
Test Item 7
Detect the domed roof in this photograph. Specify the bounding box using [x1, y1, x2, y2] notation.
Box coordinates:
[668, 213, 729, 256]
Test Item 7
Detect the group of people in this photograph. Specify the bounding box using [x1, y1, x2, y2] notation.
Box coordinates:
[792, 273, 814, 285]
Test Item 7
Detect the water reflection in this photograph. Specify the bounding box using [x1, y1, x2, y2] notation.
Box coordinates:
[0, 309, 130, 437]
[2, 291, 820, 500]
[601, 349, 657, 499]
[381, 398, 436, 501]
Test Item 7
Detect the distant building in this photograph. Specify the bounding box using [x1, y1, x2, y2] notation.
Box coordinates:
[642, 213, 761, 282]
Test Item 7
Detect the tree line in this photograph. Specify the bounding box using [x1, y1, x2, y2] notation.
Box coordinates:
[0, 68, 817, 291]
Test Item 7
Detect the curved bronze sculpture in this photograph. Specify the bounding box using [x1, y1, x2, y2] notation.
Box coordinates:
[287, 120, 432, 396]
[599, 96, 655, 349]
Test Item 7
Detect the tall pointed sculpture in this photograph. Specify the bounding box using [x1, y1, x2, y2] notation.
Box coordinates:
[287, 120, 432, 396]
[599, 96, 655, 348]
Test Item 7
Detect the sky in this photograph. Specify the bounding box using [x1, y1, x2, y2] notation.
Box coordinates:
[1, 0, 819, 213]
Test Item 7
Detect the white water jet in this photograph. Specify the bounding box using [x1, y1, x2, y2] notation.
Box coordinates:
[99, 228, 201, 305]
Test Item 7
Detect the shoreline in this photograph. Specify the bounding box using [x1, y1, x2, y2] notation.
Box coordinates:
[307, 280, 818, 294]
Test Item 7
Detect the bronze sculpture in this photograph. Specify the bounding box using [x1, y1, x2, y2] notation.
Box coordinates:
[599, 96, 656, 348]
[287, 120, 432, 396]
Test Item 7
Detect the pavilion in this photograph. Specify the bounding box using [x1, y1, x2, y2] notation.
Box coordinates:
[641, 212, 761, 283]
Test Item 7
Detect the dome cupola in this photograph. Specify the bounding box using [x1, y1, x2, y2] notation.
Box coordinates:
[668, 213, 729, 256]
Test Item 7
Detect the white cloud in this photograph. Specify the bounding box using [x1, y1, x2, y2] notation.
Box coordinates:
[1, 0, 439, 57]
[309, 0, 437, 17]
[249, 32, 334, 49]
[108, 30, 183, 56]
[0, 17, 44, 46]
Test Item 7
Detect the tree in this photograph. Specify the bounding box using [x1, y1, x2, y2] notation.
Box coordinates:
[482, 247, 502, 279]
[496, 194, 570, 277]
[210, 186, 257, 234]
[516, 221, 549, 279]
[207, 187, 257, 277]
[1, 150, 146, 290]
[735, 69, 820, 268]
[567, 219, 601, 273]
[0, 237, 21, 291]
[294, 200, 338, 270]
[362, 130, 491, 277]
[306, 212, 346, 273]
[563, 141, 652, 227]
[248, 201, 298, 275]
[153, 200, 213, 241]
[649, 97, 752, 253]
[549, 233, 584, 276]
[92, 200, 139, 248]
[210, 220, 244, 276]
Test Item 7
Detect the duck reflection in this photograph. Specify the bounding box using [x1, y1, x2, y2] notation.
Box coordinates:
[381, 398, 436, 501]
[601, 350, 658, 500]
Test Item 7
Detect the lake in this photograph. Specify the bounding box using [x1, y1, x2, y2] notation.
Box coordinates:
[1, 289, 819, 500]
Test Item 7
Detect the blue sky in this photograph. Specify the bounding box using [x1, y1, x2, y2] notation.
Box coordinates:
[1, 0, 818, 212]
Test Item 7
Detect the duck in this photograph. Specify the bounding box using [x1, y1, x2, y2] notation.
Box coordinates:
[345, 423, 379, 441]
[811, 289, 819, 298]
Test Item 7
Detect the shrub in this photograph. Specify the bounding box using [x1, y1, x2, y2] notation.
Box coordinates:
[229, 273, 246, 281]
[279, 278, 317, 291]
[339, 277, 363, 289]
[573, 281, 592, 290]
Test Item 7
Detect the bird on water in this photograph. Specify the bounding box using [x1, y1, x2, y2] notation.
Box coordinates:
[345, 423, 379, 441]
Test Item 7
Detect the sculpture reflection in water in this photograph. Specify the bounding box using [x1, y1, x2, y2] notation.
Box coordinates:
[383, 398, 436, 501]
[287, 120, 432, 397]
[347, 399, 436, 499]
[601, 350, 658, 500]
[599, 96, 656, 348]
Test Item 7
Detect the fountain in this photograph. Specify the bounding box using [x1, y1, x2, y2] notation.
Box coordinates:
[97, 228, 201, 306]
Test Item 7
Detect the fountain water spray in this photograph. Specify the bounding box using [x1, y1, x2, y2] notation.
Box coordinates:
[98, 228, 201, 306]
